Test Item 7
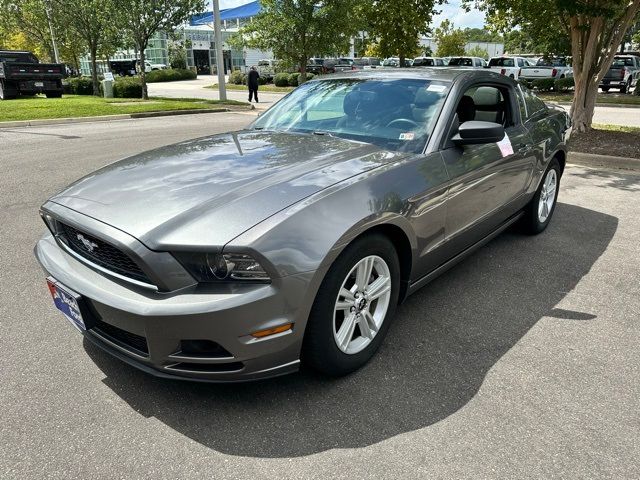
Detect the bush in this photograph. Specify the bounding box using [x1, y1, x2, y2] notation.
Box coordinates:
[145, 68, 196, 83]
[554, 76, 575, 92]
[258, 75, 268, 85]
[229, 70, 244, 85]
[531, 78, 556, 92]
[113, 77, 142, 98]
[66, 77, 94, 95]
[298, 73, 315, 84]
[274, 72, 290, 87]
[288, 73, 299, 87]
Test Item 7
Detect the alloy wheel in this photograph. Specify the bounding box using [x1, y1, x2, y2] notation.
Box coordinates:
[538, 168, 557, 223]
[332, 255, 392, 355]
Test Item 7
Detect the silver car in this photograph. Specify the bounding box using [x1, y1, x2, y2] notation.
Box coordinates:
[35, 69, 571, 382]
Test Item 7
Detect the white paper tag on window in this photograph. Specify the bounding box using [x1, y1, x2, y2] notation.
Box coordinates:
[496, 132, 514, 157]
[399, 132, 415, 140]
[427, 84, 446, 93]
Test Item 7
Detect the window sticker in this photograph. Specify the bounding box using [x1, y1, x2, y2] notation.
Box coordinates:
[496, 132, 514, 157]
[426, 84, 447, 93]
[399, 132, 415, 140]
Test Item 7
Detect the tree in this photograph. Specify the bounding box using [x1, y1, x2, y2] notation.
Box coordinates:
[434, 20, 466, 57]
[113, 0, 204, 99]
[234, 0, 361, 79]
[363, 0, 443, 66]
[53, 0, 119, 94]
[466, 45, 489, 59]
[0, 0, 57, 61]
[473, 0, 640, 132]
[463, 27, 502, 43]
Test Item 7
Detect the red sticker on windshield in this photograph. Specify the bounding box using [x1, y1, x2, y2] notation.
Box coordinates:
[399, 132, 415, 140]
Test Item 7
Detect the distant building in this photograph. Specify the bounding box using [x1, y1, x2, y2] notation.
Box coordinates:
[419, 37, 504, 58]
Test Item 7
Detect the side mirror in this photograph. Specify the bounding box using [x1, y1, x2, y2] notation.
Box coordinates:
[452, 121, 505, 146]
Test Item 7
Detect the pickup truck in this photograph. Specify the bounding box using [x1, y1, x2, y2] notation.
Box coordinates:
[599, 55, 640, 94]
[486, 56, 532, 79]
[0, 50, 65, 100]
[519, 57, 573, 84]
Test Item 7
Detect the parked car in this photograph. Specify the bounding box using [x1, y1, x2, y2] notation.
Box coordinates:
[413, 57, 446, 67]
[486, 56, 532, 79]
[447, 57, 487, 68]
[36, 69, 571, 382]
[353, 57, 381, 69]
[519, 57, 573, 84]
[599, 55, 640, 93]
[143, 61, 168, 72]
[0, 50, 65, 100]
[441, 57, 451, 65]
[325, 58, 355, 72]
[257, 59, 278, 81]
[109, 59, 137, 77]
[305, 57, 328, 75]
[382, 57, 413, 67]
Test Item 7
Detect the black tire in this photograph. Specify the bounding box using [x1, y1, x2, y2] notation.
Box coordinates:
[601, 87, 610, 93]
[0, 80, 17, 100]
[45, 91, 63, 98]
[522, 158, 561, 235]
[302, 234, 400, 376]
[621, 78, 631, 94]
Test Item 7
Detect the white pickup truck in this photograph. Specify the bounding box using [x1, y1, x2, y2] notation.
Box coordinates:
[486, 56, 532, 79]
[519, 57, 573, 83]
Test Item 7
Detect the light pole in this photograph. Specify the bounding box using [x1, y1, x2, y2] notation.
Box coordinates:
[213, 0, 227, 101]
[45, 0, 60, 63]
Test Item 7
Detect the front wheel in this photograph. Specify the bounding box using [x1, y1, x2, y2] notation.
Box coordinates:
[302, 234, 400, 376]
[522, 159, 561, 234]
[45, 91, 62, 98]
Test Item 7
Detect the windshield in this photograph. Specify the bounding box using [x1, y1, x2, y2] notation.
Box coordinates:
[489, 58, 515, 67]
[612, 58, 634, 67]
[0, 52, 38, 63]
[448, 57, 472, 66]
[253, 78, 450, 153]
[536, 58, 567, 67]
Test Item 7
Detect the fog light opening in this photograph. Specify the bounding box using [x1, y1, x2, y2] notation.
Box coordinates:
[251, 323, 293, 338]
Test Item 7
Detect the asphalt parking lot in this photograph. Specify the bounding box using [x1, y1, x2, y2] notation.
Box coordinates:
[1, 113, 639, 479]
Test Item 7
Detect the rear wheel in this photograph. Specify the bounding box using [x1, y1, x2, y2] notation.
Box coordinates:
[45, 91, 63, 98]
[522, 158, 561, 234]
[0, 80, 17, 100]
[302, 234, 400, 376]
[620, 78, 631, 94]
[601, 87, 610, 93]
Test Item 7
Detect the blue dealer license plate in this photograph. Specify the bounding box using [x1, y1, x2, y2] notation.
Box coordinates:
[47, 278, 86, 331]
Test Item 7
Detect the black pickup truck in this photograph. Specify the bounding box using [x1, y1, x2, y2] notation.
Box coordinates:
[0, 50, 66, 100]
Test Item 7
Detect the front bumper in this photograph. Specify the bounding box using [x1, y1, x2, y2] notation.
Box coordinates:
[35, 232, 317, 382]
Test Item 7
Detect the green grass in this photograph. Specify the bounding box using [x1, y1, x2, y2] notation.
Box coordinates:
[539, 92, 640, 106]
[205, 83, 294, 93]
[592, 123, 640, 134]
[0, 95, 247, 122]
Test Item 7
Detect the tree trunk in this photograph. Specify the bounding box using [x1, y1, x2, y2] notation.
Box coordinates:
[139, 44, 148, 100]
[90, 45, 100, 96]
[399, 54, 405, 68]
[299, 56, 307, 84]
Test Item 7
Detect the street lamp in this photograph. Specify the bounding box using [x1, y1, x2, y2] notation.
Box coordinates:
[213, 0, 227, 101]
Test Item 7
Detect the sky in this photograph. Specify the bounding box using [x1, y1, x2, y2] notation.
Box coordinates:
[214, 0, 485, 30]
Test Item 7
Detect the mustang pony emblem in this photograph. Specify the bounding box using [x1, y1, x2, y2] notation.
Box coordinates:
[76, 233, 98, 253]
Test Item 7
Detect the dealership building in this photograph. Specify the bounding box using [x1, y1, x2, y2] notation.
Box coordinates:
[80, 1, 269, 76]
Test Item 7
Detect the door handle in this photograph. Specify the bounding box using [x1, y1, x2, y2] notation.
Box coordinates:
[517, 144, 531, 154]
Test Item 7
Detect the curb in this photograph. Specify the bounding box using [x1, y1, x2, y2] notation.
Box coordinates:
[568, 151, 640, 171]
[553, 101, 640, 109]
[0, 107, 234, 129]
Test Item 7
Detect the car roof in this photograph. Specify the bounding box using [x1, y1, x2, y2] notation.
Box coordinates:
[318, 67, 510, 84]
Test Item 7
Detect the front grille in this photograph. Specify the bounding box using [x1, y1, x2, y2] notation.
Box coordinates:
[92, 318, 149, 356]
[58, 222, 152, 285]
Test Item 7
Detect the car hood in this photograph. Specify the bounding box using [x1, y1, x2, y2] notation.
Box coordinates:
[51, 131, 402, 250]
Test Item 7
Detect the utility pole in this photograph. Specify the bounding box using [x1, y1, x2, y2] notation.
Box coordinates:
[45, 0, 60, 63]
[213, 0, 227, 101]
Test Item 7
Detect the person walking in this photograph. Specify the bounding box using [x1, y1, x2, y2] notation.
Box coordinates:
[247, 66, 260, 103]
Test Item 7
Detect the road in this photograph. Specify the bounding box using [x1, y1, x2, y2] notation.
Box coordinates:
[149, 76, 640, 127]
[1, 114, 639, 479]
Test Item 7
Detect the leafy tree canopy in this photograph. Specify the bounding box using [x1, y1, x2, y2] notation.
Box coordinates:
[434, 20, 467, 57]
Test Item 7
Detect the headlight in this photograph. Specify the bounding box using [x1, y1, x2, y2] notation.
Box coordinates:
[174, 252, 270, 283]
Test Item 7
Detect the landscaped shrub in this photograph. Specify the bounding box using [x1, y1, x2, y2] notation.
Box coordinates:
[113, 77, 142, 98]
[298, 73, 315, 84]
[531, 78, 556, 92]
[288, 73, 299, 87]
[66, 77, 94, 95]
[258, 75, 268, 85]
[274, 72, 290, 87]
[145, 68, 196, 83]
[554, 76, 575, 92]
[229, 70, 244, 85]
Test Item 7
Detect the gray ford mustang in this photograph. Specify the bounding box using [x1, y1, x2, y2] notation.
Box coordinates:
[35, 69, 571, 382]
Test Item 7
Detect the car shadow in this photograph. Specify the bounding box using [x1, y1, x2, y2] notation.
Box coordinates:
[84, 202, 617, 458]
